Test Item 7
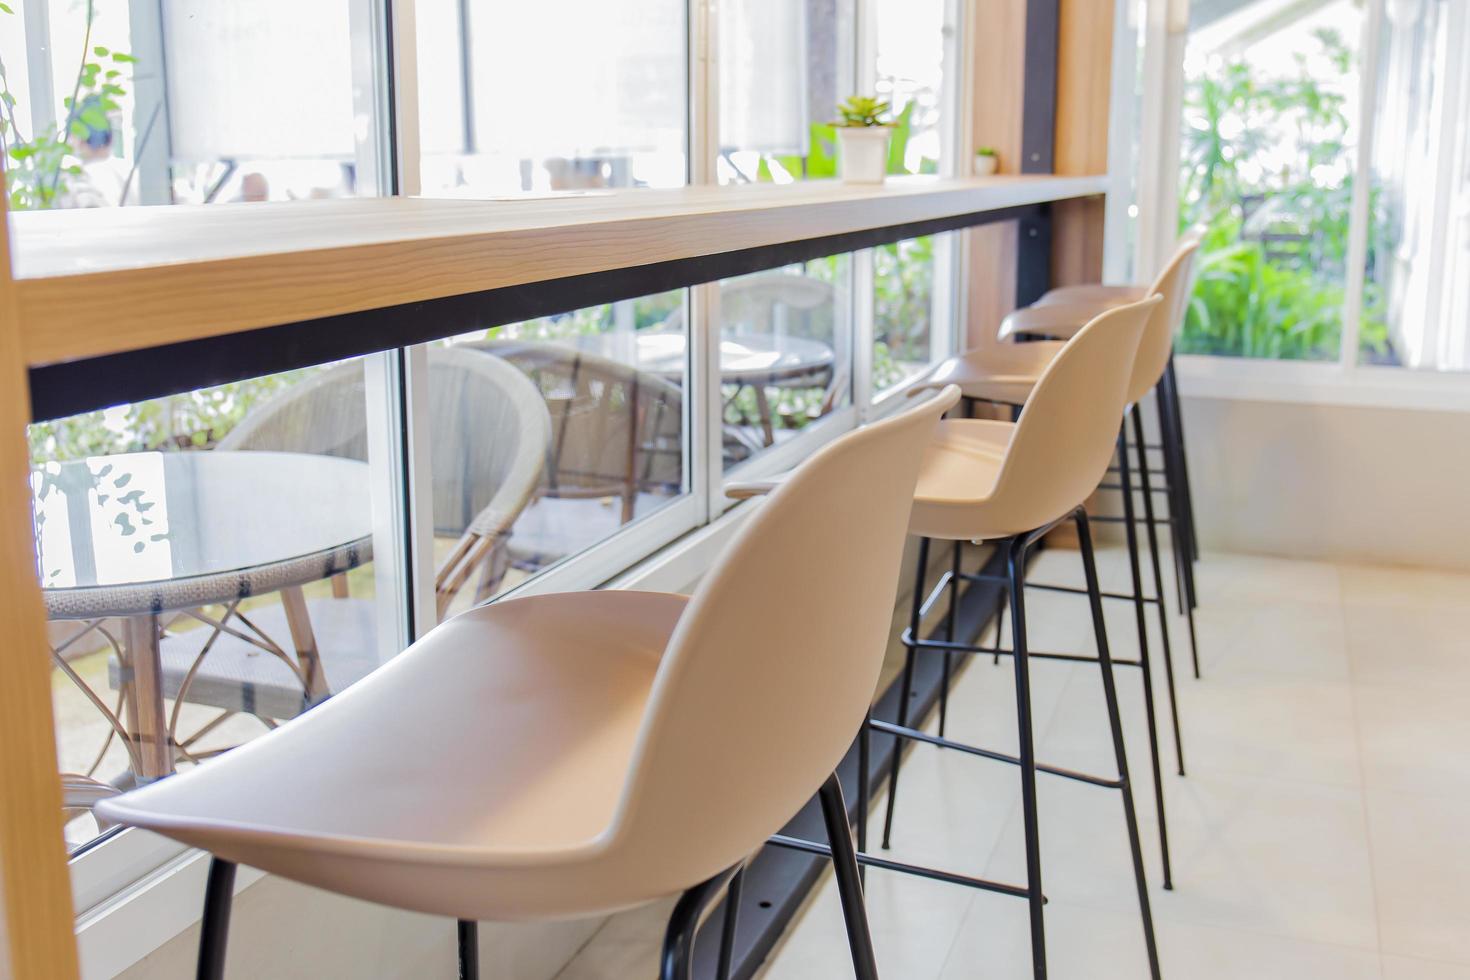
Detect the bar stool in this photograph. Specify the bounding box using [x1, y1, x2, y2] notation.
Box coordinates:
[95, 383, 962, 980]
[732, 299, 1162, 980]
[906, 238, 1202, 891]
[1000, 236, 1205, 676]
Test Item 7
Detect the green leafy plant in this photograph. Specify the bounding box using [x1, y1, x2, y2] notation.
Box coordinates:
[835, 95, 891, 128]
[0, 0, 140, 211]
[976, 146, 997, 157]
[1177, 27, 1391, 362]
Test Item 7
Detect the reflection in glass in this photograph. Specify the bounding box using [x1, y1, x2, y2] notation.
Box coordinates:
[433, 291, 690, 616]
[719, 260, 852, 470]
[32, 361, 397, 854]
[0, 1, 382, 209]
[417, 0, 687, 196]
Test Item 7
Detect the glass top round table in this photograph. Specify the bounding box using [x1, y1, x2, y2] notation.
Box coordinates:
[574, 329, 835, 384]
[34, 450, 373, 620]
[36, 450, 373, 781]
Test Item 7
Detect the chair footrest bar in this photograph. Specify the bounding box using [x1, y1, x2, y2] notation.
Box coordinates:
[867, 719, 1125, 789]
[899, 630, 1143, 669]
[1097, 483, 1171, 495]
[766, 835, 1038, 901]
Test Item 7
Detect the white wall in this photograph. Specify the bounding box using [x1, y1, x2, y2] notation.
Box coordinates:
[1179, 395, 1470, 571]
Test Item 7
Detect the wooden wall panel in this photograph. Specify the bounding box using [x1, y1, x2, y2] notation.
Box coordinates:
[963, 0, 1115, 348]
[1051, 0, 1116, 287]
[964, 0, 1027, 350]
[0, 184, 80, 979]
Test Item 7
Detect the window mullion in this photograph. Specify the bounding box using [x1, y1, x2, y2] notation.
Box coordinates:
[1340, 0, 1386, 373]
[387, 0, 424, 197]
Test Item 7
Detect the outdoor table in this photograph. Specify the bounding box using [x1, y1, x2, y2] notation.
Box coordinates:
[35, 450, 372, 781]
[575, 329, 835, 445]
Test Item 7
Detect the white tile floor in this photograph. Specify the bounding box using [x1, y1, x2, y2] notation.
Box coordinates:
[556, 546, 1470, 980]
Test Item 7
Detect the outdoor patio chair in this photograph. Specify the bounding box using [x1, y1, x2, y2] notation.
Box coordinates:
[468, 338, 688, 571]
[130, 346, 550, 737]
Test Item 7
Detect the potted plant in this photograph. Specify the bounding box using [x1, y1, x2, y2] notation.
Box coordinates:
[973, 146, 999, 177]
[834, 96, 892, 184]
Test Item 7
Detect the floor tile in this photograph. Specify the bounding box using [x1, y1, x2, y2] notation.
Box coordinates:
[1344, 603, 1470, 690]
[938, 899, 1382, 980]
[1354, 682, 1470, 800]
[1382, 956, 1470, 980]
[1365, 791, 1470, 964]
[982, 771, 1379, 951]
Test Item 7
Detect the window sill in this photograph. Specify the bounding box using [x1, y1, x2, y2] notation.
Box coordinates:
[1174, 354, 1470, 413]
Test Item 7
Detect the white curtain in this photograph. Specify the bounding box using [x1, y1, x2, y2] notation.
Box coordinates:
[465, 0, 685, 159]
[719, 0, 809, 154]
[1375, 0, 1470, 371]
[163, 0, 357, 161]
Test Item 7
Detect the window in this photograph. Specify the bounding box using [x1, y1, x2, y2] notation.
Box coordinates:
[0, 1, 389, 209]
[867, 0, 957, 395]
[1362, 0, 1470, 370]
[32, 358, 409, 855]
[416, 0, 688, 196]
[1171, 0, 1470, 375]
[718, 259, 854, 472]
[429, 291, 691, 621]
[12, 0, 969, 947]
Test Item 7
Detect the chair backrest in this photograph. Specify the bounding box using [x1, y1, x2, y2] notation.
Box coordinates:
[608, 385, 961, 879]
[1128, 237, 1202, 403]
[987, 297, 1160, 534]
[469, 339, 685, 504]
[221, 347, 550, 540]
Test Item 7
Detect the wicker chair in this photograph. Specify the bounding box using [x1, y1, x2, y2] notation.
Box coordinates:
[140, 347, 550, 734]
[467, 338, 685, 570]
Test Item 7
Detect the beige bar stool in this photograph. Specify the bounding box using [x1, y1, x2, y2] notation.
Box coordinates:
[1000, 236, 1205, 672]
[95, 384, 962, 980]
[731, 298, 1162, 980]
[907, 239, 1201, 891]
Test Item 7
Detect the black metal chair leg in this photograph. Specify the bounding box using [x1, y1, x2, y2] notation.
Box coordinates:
[1164, 356, 1200, 567]
[993, 581, 1007, 666]
[1116, 425, 1175, 890]
[1155, 383, 1200, 621]
[938, 541, 962, 738]
[857, 712, 871, 886]
[715, 866, 745, 980]
[661, 867, 740, 980]
[197, 858, 236, 980]
[458, 920, 479, 980]
[818, 773, 881, 980]
[1006, 536, 1047, 980]
[882, 536, 929, 849]
[1133, 407, 1199, 690]
[1075, 509, 1162, 980]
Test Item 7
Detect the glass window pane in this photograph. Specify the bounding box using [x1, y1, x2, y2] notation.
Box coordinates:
[719, 258, 853, 472]
[873, 0, 948, 176]
[1177, 1, 1363, 361]
[718, 0, 855, 184]
[32, 359, 406, 854]
[417, 0, 687, 196]
[1360, 0, 1470, 370]
[431, 291, 690, 619]
[873, 234, 948, 395]
[1, 1, 386, 209]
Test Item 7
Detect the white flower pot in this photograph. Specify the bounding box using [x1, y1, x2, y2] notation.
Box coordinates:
[837, 127, 891, 184]
[973, 154, 999, 177]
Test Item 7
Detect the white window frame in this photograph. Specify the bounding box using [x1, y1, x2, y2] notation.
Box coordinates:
[1132, 0, 1470, 412]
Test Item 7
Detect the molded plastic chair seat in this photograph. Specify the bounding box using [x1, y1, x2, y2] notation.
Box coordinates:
[919, 340, 1063, 405]
[100, 590, 690, 921]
